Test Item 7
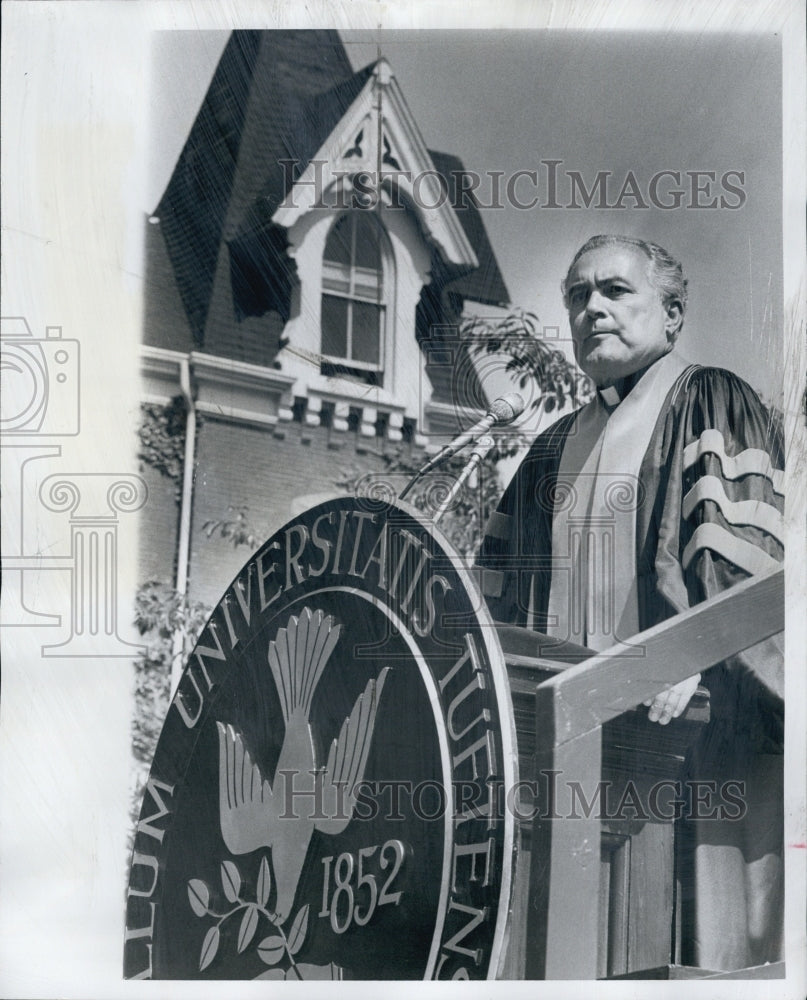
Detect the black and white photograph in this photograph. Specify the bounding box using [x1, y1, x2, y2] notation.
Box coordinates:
[1, 1, 805, 996]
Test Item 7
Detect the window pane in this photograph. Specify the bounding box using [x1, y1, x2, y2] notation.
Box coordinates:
[352, 266, 382, 299]
[321, 295, 348, 359]
[323, 215, 352, 266]
[351, 302, 382, 366]
[322, 260, 352, 294]
[353, 214, 381, 269]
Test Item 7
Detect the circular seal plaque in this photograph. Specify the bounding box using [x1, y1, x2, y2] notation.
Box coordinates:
[125, 497, 517, 981]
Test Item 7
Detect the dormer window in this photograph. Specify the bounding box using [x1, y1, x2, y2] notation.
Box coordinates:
[321, 212, 389, 386]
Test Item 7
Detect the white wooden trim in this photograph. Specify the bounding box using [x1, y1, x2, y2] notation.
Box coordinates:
[271, 60, 477, 271]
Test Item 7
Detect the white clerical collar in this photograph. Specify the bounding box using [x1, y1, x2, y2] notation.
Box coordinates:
[596, 354, 674, 411]
[598, 384, 622, 408]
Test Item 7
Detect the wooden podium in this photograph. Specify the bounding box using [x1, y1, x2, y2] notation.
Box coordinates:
[496, 623, 710, 979]
[492, 569, 784, 980]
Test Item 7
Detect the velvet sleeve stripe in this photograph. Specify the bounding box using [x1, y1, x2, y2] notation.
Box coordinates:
[681, 522, 782, 576]
[474, 567, 504, 598]
[683, 429, 785, 495]
[484, 511, 513, 541]
[682, 476, 785, 544]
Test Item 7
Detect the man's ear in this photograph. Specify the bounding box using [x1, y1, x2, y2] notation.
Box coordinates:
[664, 298, 684, 342]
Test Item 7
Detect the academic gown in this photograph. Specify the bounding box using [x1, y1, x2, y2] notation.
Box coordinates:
[478, 358, 784, 971]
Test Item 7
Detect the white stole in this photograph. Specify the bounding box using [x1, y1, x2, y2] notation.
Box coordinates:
[545, 352, 690, 650]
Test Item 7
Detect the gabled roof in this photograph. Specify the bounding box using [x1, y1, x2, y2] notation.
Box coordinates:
[429, 150, 510, 308]
[152, 29, 509, 345]
[270, 57, 478, 275]
[231, 64, 378, 238]
[155, 30, 358, 341]
[254, 65, 377, 217]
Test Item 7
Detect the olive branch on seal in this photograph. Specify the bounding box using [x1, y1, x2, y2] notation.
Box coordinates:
[187, 855, 309, 978]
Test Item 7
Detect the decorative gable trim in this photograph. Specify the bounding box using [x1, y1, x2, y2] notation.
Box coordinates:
[272, 59, 478, 272]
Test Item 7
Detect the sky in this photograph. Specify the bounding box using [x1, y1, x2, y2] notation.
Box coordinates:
[150, 28, 785, 403]
[1, 4, 804, 999]
[341, 30, 784, 401]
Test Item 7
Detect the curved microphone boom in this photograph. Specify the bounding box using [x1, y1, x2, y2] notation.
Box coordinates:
[417, 392, 525, 476]
[398, 392, 525, 502]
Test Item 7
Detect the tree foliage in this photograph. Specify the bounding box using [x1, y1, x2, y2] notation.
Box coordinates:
[137, 397, 190, 486]
[465, 308, 593, 417]
[331, 448, 502, 564]
[202, 507, 264, 550]
[129, 580, 210, 831]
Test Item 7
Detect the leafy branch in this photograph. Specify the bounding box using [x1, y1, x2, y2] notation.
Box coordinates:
[129, 581, 210, 838]
[188, 857, 309, 977]
[464, 308, 594, 414]
[202, 506, 265, 550]
[137, 397, 191, 489]
[333, 447, 503, 564]
[200, 310, 592, 564]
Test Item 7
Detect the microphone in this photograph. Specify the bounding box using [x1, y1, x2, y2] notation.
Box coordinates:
[418, 392, 525, 475]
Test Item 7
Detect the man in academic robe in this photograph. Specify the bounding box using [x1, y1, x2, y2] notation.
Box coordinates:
[478, 235, 784, 971]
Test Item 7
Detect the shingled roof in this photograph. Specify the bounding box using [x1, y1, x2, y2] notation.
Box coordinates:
[428, 150, 509, 308]
[151, 29, 509, 351]
[155, 31, 346, 340]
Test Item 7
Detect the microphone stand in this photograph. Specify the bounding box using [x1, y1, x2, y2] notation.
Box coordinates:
[431, 435, 494, 523]
[397, 465, 424, 502]
[398, 416, 497, 502]
[399, 434, 495, 523]
[397, 392, 523, 511]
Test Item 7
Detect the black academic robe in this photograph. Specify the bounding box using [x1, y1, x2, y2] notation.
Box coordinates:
[478, 363, 785, 969]
[479, 364, 784, 763]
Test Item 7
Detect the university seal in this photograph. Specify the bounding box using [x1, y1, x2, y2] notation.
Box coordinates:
[125, 496, 517, 980]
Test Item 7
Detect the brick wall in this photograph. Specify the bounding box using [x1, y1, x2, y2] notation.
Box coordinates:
[186, 417, 421, 608]
[137, 461, 181, 588]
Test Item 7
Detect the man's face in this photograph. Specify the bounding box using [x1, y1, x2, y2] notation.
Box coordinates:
[564, 245, 679, 386]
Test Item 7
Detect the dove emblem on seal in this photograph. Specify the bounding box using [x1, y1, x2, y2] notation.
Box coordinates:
[216, 608, 389, 925]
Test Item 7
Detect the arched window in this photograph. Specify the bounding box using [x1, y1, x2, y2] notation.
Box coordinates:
[321, 212, 388, 385]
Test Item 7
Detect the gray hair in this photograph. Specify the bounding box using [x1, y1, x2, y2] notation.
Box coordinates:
[562, 235, 688, 313]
